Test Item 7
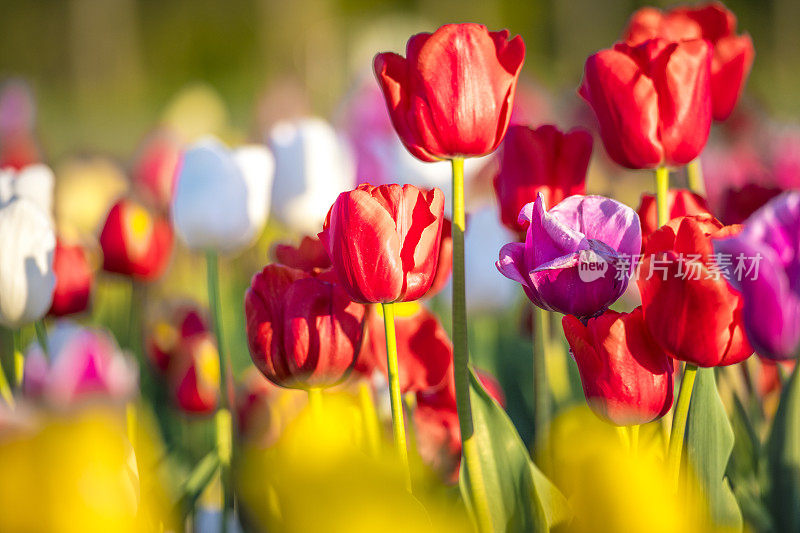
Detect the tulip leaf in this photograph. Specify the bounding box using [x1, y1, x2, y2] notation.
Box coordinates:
[767, 361, 800, 532]
[459, 367, 569, 532]
[684, 367, 743, 530]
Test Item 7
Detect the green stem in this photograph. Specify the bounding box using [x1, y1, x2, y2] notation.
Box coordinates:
[382, 302, 412, 492]
[532, 306, 550, 445]
[206, 250, 234, 533]
[655, 166, 670, 227]
[668, 364, 698, 489]
[34, 320, 48, 359]
[686, 159, 704, 194]
[451, 157, 492, 533]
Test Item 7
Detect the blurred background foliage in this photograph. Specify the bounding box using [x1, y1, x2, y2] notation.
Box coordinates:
[0, 0, 796, 161]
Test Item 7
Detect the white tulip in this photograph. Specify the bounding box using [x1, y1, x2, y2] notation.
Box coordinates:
[0, 163, 54, 216]
[172, 137, 274, 254]
[0, 197, 55, 328]
[268, 117, 356, 236]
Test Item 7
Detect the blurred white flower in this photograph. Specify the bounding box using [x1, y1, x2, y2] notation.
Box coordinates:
[0, 197, 55, 328]
[267, 117, 356, 236]
[172, 137, 274, 254]
[23, 321, 137, 406]
[0, 163, 54, 216]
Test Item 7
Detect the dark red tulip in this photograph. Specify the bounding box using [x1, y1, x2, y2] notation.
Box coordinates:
[562, 307, 674, 426]
[319, 184, 445, 303]
[374, 23, 525, 162]
[358, 302, 451, 393]
[425, 218, 452, 298]
[623, 2, 754, 121]
[48, 240, 93, 317]
[493, 124, 592, 235]
[99, 199, 173, 281]
[245, 264, 366, 390]
[169, 332, 220, 415]
[638, 215, 753, 367]
[637, 188, 711, 248]
[274, 236, 331, 273]
[414, 367, 504, 483]
[579, 38, 712, 169]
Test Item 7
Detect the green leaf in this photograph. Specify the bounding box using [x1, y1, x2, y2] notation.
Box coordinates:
[176, 451, 220, 518]
[459, 368, 569, 532]
[684, 367, 743, 530]
[767, 361, 800, 532]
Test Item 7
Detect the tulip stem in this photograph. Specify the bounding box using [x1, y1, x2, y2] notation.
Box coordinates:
[655, 166, 670, 227]
[451, 157, 493, 533]
[381, 302, 412, 492]
[34, 320, 48, 359]
[0, 332, 15, 407]
[532, 306, 550, 446]
[12, 330, 22, 387]
[358, 381, 381, 456]
[206, 250, 235, 532]
[686, 159, 704, 194]
[668, 363, 698, 489]
[308, 387, 323, 418]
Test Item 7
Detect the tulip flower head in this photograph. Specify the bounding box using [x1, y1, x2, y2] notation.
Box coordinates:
[132, 129, 182, 211]
[100, 199, 173, 281]
[168, 332, 220, 415]
[496, 193, 641, 319]
[0, 197, 55, 328]
[49, 239, 93, 317]
[146, 303, 208, 374]
[245, 264, 366, 390]
[563, 307, 674, 426]
[714, 192, 800, 360]
[374, 23, 525, 162]
[579, 38, 712, 169]
[623, 1, 755, 121]
[494, 124, 592, 235]
[638, 214, 753, 366]
[273, 236, 331, 273]
[637, 188, 711, 248]
[23, 322, 137, 406]
[268, 117, 355, 236]
[172, 137, 274, 254]
[319, 184, 445, 304]
[0, 163, 54, 218]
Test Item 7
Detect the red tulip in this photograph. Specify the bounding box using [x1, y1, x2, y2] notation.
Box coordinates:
[274, 236, 331, 273]
[169, 332, 220, 415]
[245, 264, 366, 390]
[374, 23, 525, 162]
[99, 199, 173, 281]
[414, 367, 504, 483]
[425, 218, 452, 298]
[562, 307, 674, 426]
[638, 215, 753, 366]
[493, 124, 592, 235]
[48, 240, 93, 317]
[623, 2, 754, 121]
[319, 184, 445, 303]
[579, 38, 712, 169]
[236, 367, 306, 446]
[132, 129, 182, 211]
[637, 188, 711, 248]
[357, 302, 451, 393]
[147, 304, 208, 374]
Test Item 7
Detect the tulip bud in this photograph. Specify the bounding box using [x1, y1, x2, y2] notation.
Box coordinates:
[267, 117, 355, 236]
[245, 264, 366, 390]
[172, 138, 274, 253]
[146, 303, 208, 374]
[357, 302, 451, 393]
[563, 308, 674, 426]
[638, 215, 753, 366]
[713, 192, 800, 360]
[48, 240, 93, 317]
[579, 38, 712, 169]
[0, 197, 55, 328]
[494, 125, 592, 235]
[497, 193, 641, 319]
[637, 189, 710, 249]
[319, 184, 445, 303]
[99, 199, 173, 281]
[374, 23, 525, 162]
[623, 2, 754, 121]
[169, 332, 220, 415]
[23, 321, 137, 406]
